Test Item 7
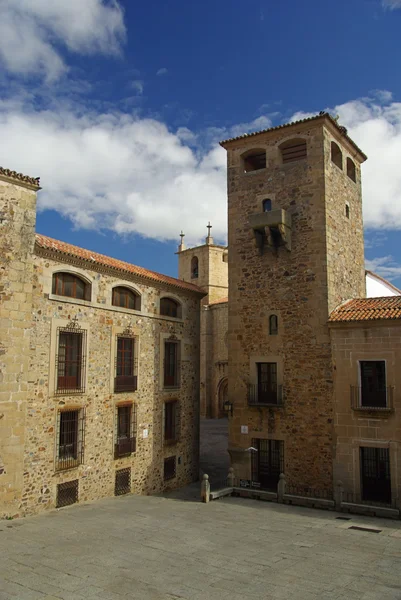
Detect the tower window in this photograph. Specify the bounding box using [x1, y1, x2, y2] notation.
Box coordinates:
[269, 314, 278, 335]
[345, 203, 350, 219]
[280, 139, 307, 164]
[242, 149, 266, 173]
[347, 158, 356, 182]
[191, 256, 199, 279]
[262, 199, 272, 212]
[331, 141, 343, 170]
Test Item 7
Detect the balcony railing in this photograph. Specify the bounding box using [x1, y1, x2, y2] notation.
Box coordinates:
[114, 375, 138, 393]
[114, 437, 136, 459]
[350, 386, 394, 411]
[248, 384, 283, 407]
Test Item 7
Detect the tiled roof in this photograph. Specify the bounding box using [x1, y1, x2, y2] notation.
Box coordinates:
[329, 297, 401, 323]
[35, 234, 205, 295]
[219, 112, 367, 161]
[208, 297, 228, 306]
[0, 166, 41, 189]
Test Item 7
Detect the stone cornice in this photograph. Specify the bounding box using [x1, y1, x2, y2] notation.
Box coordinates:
[0, 167, 41, 191]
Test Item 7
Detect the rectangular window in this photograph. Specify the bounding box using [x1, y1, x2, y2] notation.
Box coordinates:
[56, 409, 85, 470]
[114, 404, 137, 458]
[115, 468, 131, 496]
[360, 361, 386, 408]
[360, 447, 391, 505]
[56, 480, 79, 508]
[115, 336, 138, 392]
[164, 401, 179, 444]
[251, 439, 284, 491]
[164, 456, 176, 480]
[56, 328, 86, 394]
[164, 341, 180, 388]
[257, 363, 278, 404]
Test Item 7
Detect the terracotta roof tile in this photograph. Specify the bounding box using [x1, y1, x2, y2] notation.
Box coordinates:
[219, 112, 367, 161]
[0, 166, 41, 189]
[329, 297, 401, 323]
[35, 234, 205, 295]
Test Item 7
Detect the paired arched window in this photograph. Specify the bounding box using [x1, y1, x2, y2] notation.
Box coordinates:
[269, 314, 278, 335]
[52, 272, 91, 301]
[242, 148, 266, 173]
[347, 158, 356, 182]
[280, 138, 307, 164]
[331, 142, 343, 170]
[262, 199, 272, 212]
[191, 256, 199, 279]
[112, 286, 141, 311]
[160, 297, 182, 319]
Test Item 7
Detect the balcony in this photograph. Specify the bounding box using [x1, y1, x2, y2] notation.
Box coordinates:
[350, 386, 394, 412]
[114, 437, 136, 458]
[248, 384, 283, 407]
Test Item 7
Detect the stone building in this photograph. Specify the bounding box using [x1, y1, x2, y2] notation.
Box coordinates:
[215, 112, 401, 509]
[0, 167, 205, 518]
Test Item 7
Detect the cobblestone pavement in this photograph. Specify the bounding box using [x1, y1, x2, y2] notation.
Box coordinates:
[1, 490, 401, 600]
[199, 417, 229, 487]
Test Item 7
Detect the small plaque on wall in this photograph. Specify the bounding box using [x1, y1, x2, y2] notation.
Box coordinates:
[241, 425, 248, 434]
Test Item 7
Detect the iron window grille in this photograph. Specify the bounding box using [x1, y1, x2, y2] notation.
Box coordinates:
[52, 272, 91, 301]
[251, 439, 284, 491]
[115, 468, 131, 496]
[352, 361, 392, 410]
[164, 456, 176, 480]
[360, 447, 391, 505]
[163, 340, 181, 388]
[112, 287, 141, 311]
[115, 336, 138, 392]
[55, 408, 85, 471]
[114, 403, 137, 458]
[56, 479, 79, 508]
[55, 321, 87, 395]
[160, 297, 182, 319]
[164, 400, 180, 445]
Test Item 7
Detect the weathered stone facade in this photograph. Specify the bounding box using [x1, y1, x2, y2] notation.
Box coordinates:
[220, 114, 367, 490]
[0, 170, 204, 518]
[330, 319, 401, 505]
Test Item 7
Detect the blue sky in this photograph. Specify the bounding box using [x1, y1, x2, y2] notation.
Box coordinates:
[0, 0, 401, 285]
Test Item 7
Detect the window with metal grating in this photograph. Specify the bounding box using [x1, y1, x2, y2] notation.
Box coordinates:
[114, 403, 137, 458]
[164, 456, 176, 480]
[55, 409, 85, 471]
[55, 322, 87, 394]
[56, 479, 79, 508]
[115, 468, 131, 496]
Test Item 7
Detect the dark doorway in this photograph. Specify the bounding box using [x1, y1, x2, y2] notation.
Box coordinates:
[360, 447, 391, 505]
[252, 439, 284, 491]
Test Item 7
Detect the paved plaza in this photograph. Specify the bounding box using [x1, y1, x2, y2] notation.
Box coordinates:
[1, 490, 401, 600]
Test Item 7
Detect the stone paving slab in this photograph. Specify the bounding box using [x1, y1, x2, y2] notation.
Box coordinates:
[1, 492, 401, 599]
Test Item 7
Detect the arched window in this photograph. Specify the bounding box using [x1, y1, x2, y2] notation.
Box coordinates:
[52, 272, 90, 301]
[262, 199, 272, 212]
[191, 256, 199, 279]
[160, 297, 182, 319]
[112, 286, 141, 311]
[269, 314, 278, 335]
[347, 157, 356, 182]
[241, 148, 266, 173]
[280, 138, 307, 164]
[331, 142, 343, 170]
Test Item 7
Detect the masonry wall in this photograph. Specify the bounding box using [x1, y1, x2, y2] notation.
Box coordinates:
[225, 120, 365, 490]
[0, 178, 37, 518]
[204, 301, 228, 418]
[330, 321, 401, 505]
[13, 252, 201, 516]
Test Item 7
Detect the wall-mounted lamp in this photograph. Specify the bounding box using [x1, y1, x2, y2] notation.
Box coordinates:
[223, 399, 233, 416]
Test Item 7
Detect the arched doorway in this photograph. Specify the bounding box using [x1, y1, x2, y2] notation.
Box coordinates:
[218, 377, 228, 418]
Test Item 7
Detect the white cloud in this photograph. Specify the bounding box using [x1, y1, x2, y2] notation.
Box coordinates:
[382, 0, 401, 8]
[131, 81, 144, 95]
[365, 256, 401, 281]
[156, 68, 168, 76]
[0, 0, 126, 82]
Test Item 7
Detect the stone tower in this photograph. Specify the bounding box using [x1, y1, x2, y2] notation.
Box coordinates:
[0, 168, 40, 517]
[177, 226, 228, 416]
[220, 113, 367, 489]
